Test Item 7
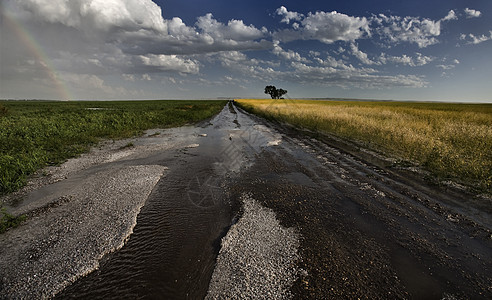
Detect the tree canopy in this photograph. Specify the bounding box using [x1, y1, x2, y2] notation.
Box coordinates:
[264, 85, 287, 99]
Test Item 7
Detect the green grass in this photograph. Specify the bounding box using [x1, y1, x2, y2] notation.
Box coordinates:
[236, 99, 492, 193]
[0, 206, 26, 234]
[0, 100, 226, 195]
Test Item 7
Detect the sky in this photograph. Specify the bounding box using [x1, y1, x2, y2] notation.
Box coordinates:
[1, 0, 491, 102]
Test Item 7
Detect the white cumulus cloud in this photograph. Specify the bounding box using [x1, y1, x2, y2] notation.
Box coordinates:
[2, 0, 274, 93]
[460, 31, 492, 45]
[441, 10, 458, 22]
[378, 52, 433, 67]
[276, 6, 303, 24]
[1, 1, 472, 99]
[272, 42, 309, 62]
[285, 61, 426, 89]
[373, 11, 457, 48]
[139, 54, 200, 74]
[464, 8, 481, 18]
[7, 0, 271, 57]
[274, 8, 370, 44]
[379, 53, 412, 65]
[196, 13, 266, 41]
[15, 0, 167, 33]
[350, 43, 378, 65]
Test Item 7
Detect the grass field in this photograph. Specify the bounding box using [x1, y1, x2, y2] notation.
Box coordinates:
[236, 99, 492, 193]
[0, 100, 226, 195]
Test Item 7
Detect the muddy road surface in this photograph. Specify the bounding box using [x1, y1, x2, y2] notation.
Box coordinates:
[1, 101, 491, 299]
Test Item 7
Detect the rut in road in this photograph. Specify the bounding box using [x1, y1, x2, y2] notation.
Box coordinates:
[227, 103, 491, 299]
[2, 101, 490, 299]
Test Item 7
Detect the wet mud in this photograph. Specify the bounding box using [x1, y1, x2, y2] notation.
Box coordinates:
[1, 101, 491, 299]
[228, 105, 492, 299]
[55, 102, 282, 299]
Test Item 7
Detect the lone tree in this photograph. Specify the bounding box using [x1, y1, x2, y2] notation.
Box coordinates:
[264, 85, 287, 99]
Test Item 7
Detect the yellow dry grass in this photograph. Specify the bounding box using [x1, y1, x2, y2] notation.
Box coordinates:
[236, 99, 492, 192]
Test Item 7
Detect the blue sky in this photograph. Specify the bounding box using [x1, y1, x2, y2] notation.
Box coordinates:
[1, 0, 491, 102]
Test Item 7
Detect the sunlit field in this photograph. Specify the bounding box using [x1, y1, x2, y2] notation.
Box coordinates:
[236, 99, 492, 192]
[0, 100, 226, 195]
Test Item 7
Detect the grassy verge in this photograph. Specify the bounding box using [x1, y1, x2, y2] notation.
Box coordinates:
[236, 99, 492, 193]
[0, 207, 26, 234]
[0, 100, 227, 195]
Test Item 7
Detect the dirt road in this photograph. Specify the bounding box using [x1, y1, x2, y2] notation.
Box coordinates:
[1, 101, 491, 299]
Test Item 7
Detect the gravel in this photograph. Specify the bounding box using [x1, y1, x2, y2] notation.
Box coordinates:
[0, 161, 166, 298]
[206, 193, 300, 300]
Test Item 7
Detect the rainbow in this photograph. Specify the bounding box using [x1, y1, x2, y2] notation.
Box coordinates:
[4, 12, 73, 100]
